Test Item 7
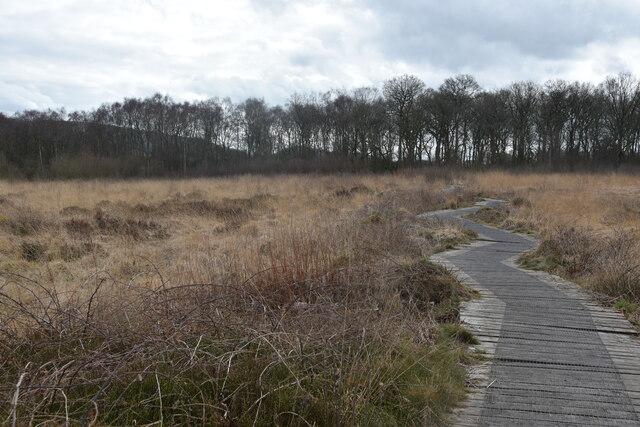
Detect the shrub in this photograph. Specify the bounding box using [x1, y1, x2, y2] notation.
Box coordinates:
[395, 260, 473, 320]
[590, 231, 640, 300]
[59, 243, 100, 261]
[3, 207, 46, 236]
[93, 210, 168, 240]
[64, 217, 94, 237]
[511, 196, 532, 208]
[520, 225, 640, 301]
[20, 241, 47, 261]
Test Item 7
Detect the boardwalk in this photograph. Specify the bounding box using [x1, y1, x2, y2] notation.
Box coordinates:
[423, 200, 640, 426]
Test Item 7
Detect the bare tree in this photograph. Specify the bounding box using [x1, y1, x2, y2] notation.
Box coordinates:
[508, 81, 539, 165]
[600, 73, 640, 165]
[383, 74, 425, 164]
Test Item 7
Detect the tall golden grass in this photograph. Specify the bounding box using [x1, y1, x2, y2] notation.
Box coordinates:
[466, 171, 640, 231]
[0, 173, 476, 425]
[0, 174, 469, 288]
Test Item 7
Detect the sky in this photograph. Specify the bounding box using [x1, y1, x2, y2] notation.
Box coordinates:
[1, 0, 640, 113]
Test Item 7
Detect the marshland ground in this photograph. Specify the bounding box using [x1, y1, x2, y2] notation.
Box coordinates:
[1, 170, 639, 425]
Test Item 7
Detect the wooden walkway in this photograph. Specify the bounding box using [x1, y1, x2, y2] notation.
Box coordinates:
[423, 200, 640, 426]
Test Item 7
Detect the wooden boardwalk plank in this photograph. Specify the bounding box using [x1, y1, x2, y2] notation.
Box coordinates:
[424, 200, 640, 426]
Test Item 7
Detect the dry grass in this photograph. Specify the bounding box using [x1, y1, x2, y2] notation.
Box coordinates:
[0, 173, 478, 425]
[464, 171, 640, 324]
[465, 171, 640, 232]
[0, 174, 469, 288]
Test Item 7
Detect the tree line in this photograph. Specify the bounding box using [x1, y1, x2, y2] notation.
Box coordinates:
[1, 73, 640, 178]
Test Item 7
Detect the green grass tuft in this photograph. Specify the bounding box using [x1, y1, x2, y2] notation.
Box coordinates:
[439, 324, 480, 345]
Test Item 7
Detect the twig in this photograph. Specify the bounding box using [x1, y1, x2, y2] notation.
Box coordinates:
[156, 373, 163, 427]
[190, 335, 203, 363]
[9, 362, 31, 427]
[60, 388, 69, 427]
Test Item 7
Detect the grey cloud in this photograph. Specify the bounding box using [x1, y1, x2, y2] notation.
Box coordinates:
[0, 35, 135, 68]
[1, 0, 639, 112]
[370, 0, 640, 66]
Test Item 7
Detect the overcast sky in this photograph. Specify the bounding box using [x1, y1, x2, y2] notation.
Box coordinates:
[1, 0, 640, 113]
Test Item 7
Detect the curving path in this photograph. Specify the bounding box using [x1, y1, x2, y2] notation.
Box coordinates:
[422, 200, 640, 426]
